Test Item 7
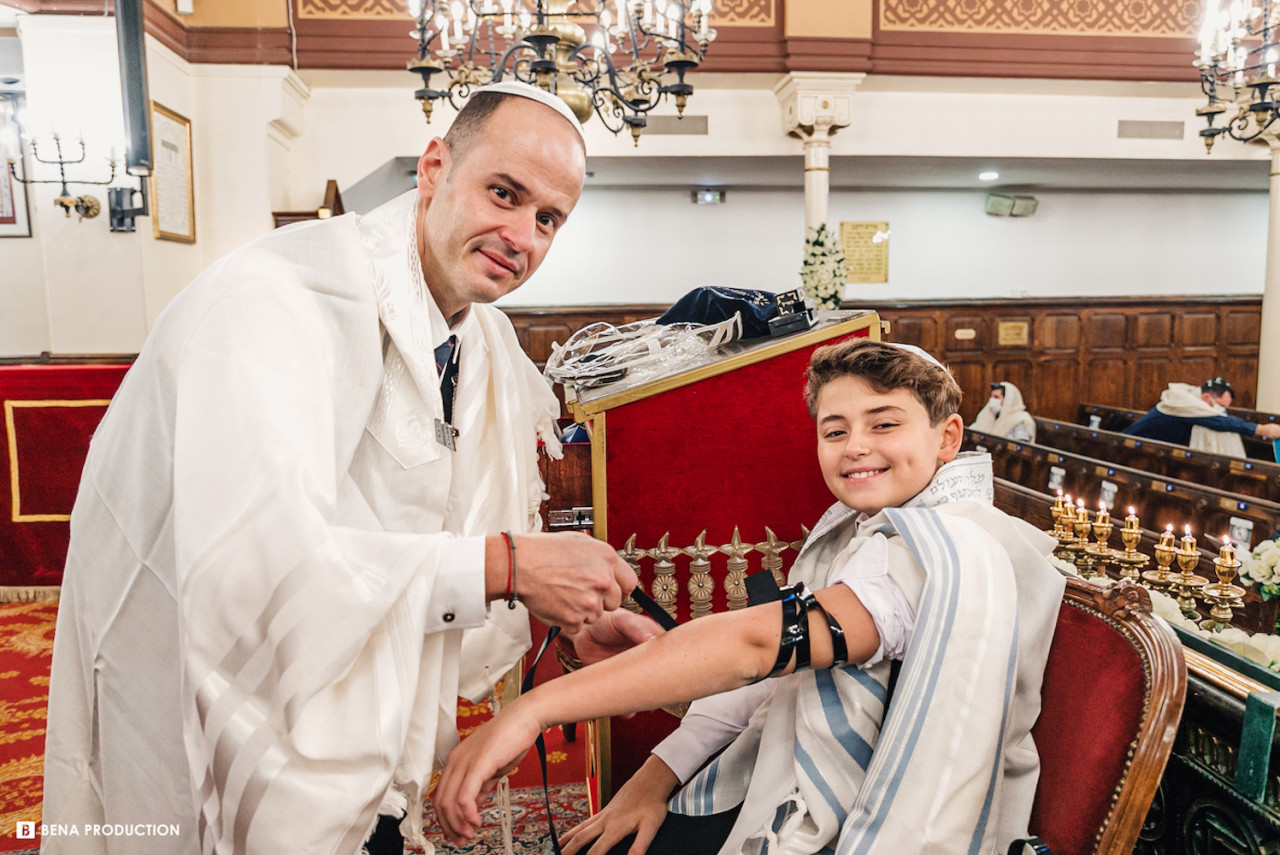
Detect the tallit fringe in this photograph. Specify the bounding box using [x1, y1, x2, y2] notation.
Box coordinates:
[488, 667, 517, 855]
[0, 585, 60, 603]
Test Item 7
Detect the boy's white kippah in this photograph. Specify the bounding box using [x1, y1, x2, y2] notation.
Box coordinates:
[887, 342, 946, 370]
[474, 81, 587, 147]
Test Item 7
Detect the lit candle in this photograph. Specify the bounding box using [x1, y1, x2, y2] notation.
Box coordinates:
[437, 14, 450, 49]
[1075, 499, 1088, 525]
[1221, 533, 1236, 565]
[1182, 524, 1197, 553]
[1096, 503, 1110, 527]
[1159, 523, 1175, 549]
[1125, 506, 1139, 530]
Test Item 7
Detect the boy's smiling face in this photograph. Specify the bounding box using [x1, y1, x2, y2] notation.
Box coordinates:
[815, 376, 964, 516]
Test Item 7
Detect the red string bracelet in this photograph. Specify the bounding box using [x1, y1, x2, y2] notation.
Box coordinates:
[502, 531, 519, 609]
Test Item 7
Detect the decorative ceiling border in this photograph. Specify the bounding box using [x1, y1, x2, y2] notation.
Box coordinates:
[879, 0, 1201, 39]
[295, 0, 774, 26]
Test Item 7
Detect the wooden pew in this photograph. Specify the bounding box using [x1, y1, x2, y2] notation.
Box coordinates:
[1077, 403, 1275, 462]
[1032, 417, 1280, 502]
[1227, 405, 1279, 425]
[967, 429, 1280, 550]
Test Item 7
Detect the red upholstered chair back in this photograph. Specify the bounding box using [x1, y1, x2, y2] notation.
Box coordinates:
[1027, 576, 1186, 855]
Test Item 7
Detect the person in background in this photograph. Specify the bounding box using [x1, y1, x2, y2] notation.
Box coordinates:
[971, 381, 1036, 442]
[1123, 377, 1279, 458]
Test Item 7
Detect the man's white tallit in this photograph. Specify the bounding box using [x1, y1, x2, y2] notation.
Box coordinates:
[41, 191, 559, 854]
[1155, 382, 1246, 458]
[669, 454, 1063, 855]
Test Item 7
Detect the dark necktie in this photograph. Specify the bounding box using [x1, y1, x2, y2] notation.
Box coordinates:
[434, 335, 459, 425]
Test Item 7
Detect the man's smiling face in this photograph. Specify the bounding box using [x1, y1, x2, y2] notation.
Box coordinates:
[415, 96, 586, 322]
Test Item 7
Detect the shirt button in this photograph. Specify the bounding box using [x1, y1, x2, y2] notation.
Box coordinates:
[443, 612, 455, 623]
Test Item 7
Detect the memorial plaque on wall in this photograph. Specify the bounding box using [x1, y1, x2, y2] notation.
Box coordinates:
[840, 221, 890, 284]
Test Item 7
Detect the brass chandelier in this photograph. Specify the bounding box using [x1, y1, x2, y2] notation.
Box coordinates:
[1195, 0, 1280, 152]
[407, 0, 716, 144]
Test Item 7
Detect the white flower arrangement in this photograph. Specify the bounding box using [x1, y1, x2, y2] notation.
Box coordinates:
[1149, 587, 1280, 673]
[799, 223, 848, 311]
[1240, 537, 1280, 594]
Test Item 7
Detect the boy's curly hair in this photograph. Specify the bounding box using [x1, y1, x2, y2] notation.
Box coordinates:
[803, 339, 962, 426]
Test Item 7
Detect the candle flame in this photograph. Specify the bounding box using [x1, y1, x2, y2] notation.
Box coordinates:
[1184, 524, 1192, 536]
[1057, 489, 1063, 497]
[1223, 533, 1232, 546]
[1076, 498, 1084, 508]
[1128, 506, 1136, 516]
[1166, 523, 1174, 532]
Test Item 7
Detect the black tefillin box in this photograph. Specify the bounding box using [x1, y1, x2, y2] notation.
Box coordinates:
[769, 288, 818, 338]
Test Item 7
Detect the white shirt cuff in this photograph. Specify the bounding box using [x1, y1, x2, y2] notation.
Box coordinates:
[424, 535, 487, 633]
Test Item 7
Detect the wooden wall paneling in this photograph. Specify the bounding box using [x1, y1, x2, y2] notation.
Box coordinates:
[948, 359, 988, 423]
[1223, 306, 1262, 346]
[502, 297, 1262, 423]
[1037, 313, 1079, 351]
[518, 321, 577, 369]
[1080, 356, 1130, 407]
[1133, 312, 1174, 348]
[1134, 355, 1174, 407]
[1176, 311, 1219, 348]
[1173, 352, 1218, 386]
[992, 359, 1035, 408]
[1225, 354, 1260, 409]
[1033, 357, 1081, 422]
[883, 314, 938, 352]
[1087, 312, 1128, 350]
[945, 315, 987, 354]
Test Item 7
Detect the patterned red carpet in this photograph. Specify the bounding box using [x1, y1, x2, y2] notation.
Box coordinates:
[0, 600, 587, 853]
[0, 600, 56, 853]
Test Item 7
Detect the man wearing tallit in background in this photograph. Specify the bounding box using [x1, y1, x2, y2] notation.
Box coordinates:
[41, 82, 658, 855]
[1123, 377, 1279, 458]
[970, 381, 1036, 442]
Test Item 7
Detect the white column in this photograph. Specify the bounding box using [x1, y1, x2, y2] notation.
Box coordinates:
[1259, 141, 1280, 411]
[772, 72, 864, 231]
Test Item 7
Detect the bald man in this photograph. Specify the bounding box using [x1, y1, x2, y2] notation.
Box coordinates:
[42, 84, 657, 855]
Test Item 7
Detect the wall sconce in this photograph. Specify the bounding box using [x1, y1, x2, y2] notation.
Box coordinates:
[7, 133, 149, 231]
[8, 134, 116, 221]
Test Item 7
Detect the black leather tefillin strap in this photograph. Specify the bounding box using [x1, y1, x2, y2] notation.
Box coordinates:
[745, 572, 849, 678]
[519, 587, 678, 853]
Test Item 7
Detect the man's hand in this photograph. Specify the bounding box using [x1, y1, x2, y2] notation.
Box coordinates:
[1256, 423, 1280, 440]
[488, 532, 638, 634]
[560, 756, 679, 855]
[561, 609, 663, 666]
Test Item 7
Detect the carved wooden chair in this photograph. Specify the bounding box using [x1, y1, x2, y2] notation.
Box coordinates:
[1018, 576, 1187, 855]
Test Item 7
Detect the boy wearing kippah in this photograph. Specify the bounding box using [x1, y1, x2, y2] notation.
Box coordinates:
[435, 339, 1065, 855]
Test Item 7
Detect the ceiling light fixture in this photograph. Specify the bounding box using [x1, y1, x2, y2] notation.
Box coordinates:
[407, 0, 717, 146]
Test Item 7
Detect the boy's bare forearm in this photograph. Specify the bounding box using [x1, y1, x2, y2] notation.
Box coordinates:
[516, 585, 877, 731]
[517, 603, 782, 731]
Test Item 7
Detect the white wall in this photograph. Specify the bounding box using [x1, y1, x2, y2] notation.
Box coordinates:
[0, 39, 1271, 357]
[505, 185, 1268, 307]
[0, 16, 309, 355]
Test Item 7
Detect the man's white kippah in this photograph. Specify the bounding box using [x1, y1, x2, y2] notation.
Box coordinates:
[888, 342, 946, 370]
[475, 80, 587, 147]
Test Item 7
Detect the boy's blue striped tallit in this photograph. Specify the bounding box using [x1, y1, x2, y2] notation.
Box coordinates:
[668, 453, 1064, 855]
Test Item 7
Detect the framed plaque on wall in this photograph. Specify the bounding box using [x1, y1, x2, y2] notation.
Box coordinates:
[0, 94, 32, 239]
[150, 101, 195, 243]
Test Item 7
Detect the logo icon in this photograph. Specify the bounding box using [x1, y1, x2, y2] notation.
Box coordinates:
[16, 822, 34, 839]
